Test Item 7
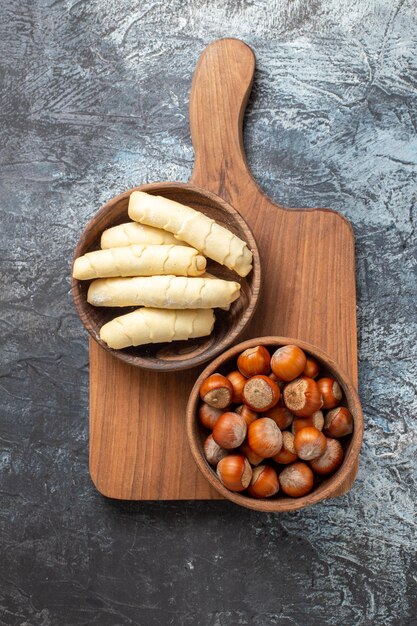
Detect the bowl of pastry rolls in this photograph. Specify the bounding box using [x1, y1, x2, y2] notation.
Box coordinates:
[72, 182, 261, 370]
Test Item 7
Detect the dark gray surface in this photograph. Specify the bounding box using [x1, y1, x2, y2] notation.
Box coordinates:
[1, 1, 416, 625]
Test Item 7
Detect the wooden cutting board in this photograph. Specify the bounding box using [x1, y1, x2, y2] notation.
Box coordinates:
[89, 38, 358, 501]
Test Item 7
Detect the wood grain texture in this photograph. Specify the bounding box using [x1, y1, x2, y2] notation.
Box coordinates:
[73, 183, 261, 371]
[89, 38, 359, 501]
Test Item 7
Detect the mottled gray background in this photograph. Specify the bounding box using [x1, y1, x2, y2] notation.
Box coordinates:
[1, 0, 416, 624]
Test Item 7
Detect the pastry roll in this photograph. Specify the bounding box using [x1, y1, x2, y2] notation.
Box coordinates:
[128, 191, 253, 277]
[100, 222, 185, 248]
[100, 307, 215, 349]
[73, 245, 206, 279]
[87, 275, 240, 309]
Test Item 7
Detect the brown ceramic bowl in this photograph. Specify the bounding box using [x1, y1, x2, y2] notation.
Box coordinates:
[72, 182, 260, 371]
[186, 336, 363, 512]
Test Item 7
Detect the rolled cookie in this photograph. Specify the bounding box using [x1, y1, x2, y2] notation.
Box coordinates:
[87, 275, 240, 309]
[73, 245, 206, 279]
[100, 222, 185, 248]
[128, 191, 252, 277]
[100, 307, 215, 349]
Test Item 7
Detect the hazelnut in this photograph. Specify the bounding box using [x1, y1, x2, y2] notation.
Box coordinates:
[248, 417, 283, 458]
[198, 403, 223, 430]
[323, 407, 353, 438]
[217, 455, 252, 491]
[279, 462, 314, 497]
[283, 376, 323, 417]
[294, 426, 327, 461]
[292, 411, 324, 434]
[226, 370, 247, 404]
[203, 434, 228, 465]
[317, 377, 343, 409]
[243, 375, 280, 412]
[265, 400, 294, 430]
[271, 345, 307, 381]
[199, 373, 233, 409]
[248, 465, 280, 499]
[310, 437, 344, 475]
[212, 412, 247, 449]
[237, 345, 271, 377]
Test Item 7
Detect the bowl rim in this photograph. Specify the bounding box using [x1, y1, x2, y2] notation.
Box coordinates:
[71, 181, 261, 371]
[186, 336, 363, 512]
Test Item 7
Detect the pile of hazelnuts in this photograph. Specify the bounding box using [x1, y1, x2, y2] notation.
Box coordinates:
[198, 344, 354, 499]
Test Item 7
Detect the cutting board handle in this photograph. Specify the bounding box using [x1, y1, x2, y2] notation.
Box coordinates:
[189, 38, 260, 206]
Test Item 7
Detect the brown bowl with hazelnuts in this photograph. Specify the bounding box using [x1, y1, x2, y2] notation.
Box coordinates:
[186, 336, 363, 512]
